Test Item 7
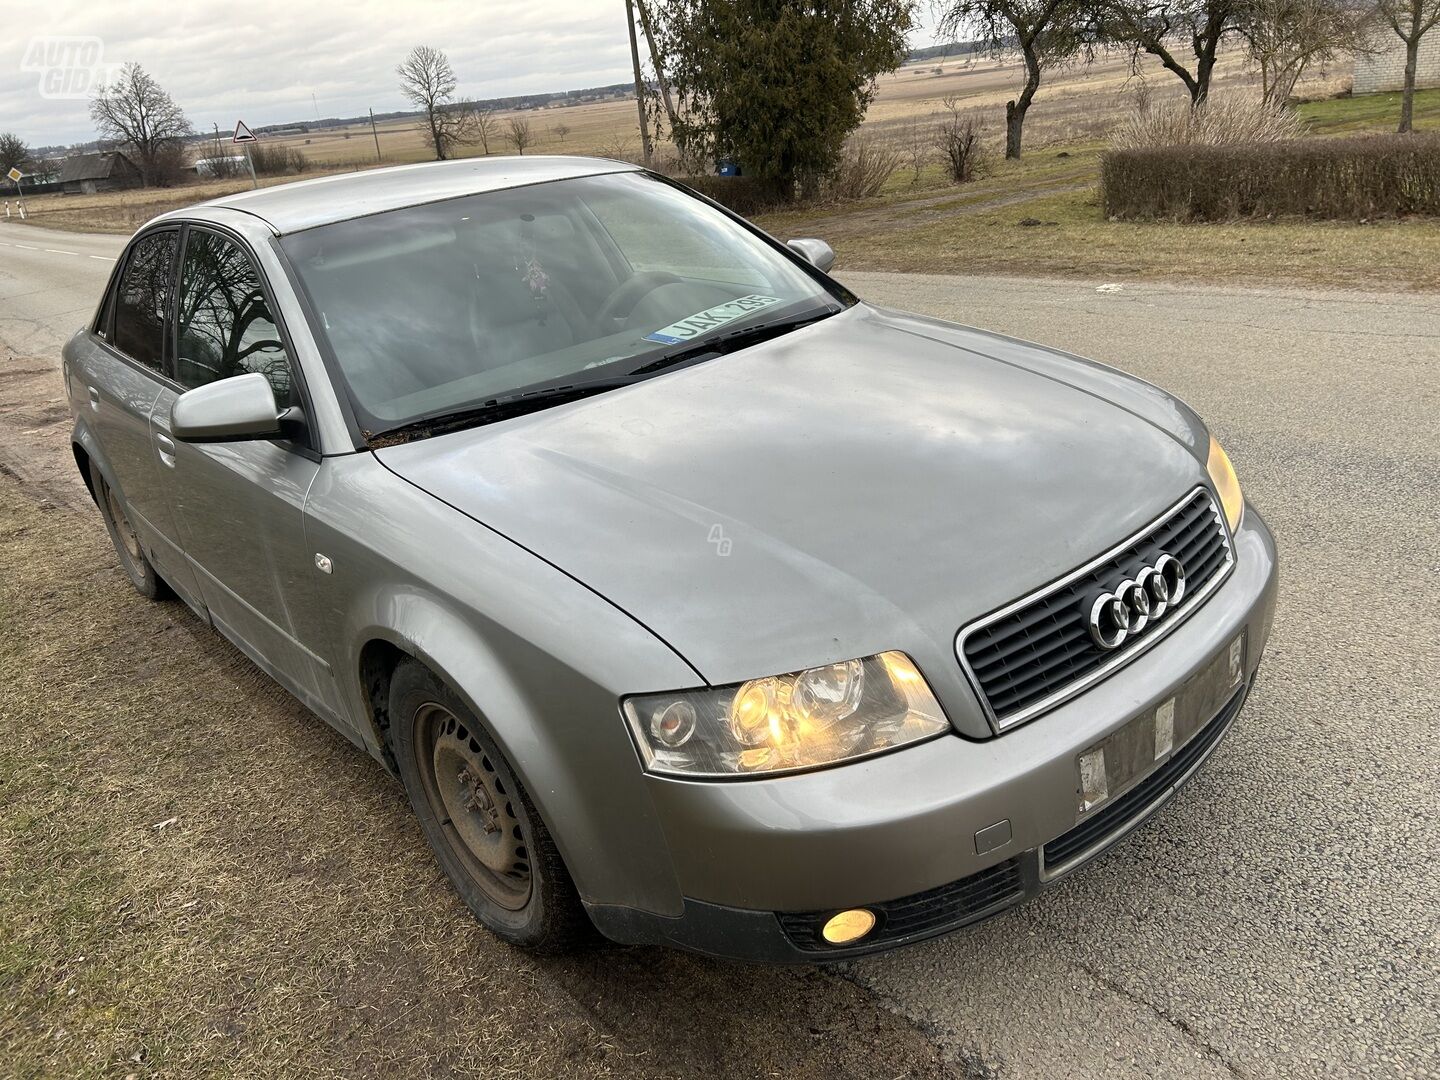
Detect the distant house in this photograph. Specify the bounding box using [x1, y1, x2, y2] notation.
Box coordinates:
[1354, 23, 1440, 95]
[57, 151, 141, 194]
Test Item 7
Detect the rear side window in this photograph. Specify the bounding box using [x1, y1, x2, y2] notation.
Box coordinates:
[176, 229, 296, 408]
[113, 230, 178, 372]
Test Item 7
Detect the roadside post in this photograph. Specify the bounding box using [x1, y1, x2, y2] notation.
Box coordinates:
[232, 120, 259, 189]
[7, 167, 25, 219]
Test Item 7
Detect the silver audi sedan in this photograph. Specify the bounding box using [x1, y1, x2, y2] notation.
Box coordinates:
[64, 157, 1277, 960]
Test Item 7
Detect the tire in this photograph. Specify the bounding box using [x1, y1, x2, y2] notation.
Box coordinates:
[389, 658, 594, 952]
[90, 461, 168, 601]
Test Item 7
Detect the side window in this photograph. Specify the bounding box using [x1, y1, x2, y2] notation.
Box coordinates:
[176, 230, 296, 408]
[112, 231, 178, 371]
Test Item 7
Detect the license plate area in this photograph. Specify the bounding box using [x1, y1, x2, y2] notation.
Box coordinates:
[1074, 632, 1246, 817]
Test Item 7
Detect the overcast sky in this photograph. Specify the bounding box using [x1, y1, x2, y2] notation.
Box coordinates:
[0, 1, 945, 149]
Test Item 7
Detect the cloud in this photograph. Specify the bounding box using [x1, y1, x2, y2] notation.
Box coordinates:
[0, 0, 639, 146]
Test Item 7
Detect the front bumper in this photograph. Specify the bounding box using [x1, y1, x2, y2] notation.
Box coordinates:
[587, 507, 1278, 962]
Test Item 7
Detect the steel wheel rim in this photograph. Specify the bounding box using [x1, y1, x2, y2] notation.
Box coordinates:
[413, 703, 532, 911]
[104, 485, 143, 565]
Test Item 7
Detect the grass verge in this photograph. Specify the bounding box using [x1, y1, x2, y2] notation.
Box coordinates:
[0, 467, 964, 1079]
[760, 182, 1440, 291]
[1297, 87, 1440, 134]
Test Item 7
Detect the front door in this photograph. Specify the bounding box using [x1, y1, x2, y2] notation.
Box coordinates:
[157, 225, 337, 715]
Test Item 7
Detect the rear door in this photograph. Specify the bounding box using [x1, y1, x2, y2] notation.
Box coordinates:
[76, 228, 202, 603]
[151, 223, 337, 714]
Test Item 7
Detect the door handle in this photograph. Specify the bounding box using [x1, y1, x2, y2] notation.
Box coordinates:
[87, 385, 100, 411]
[155, 432, 177, 468]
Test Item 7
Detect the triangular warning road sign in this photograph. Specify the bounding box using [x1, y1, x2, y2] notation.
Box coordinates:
[232, 120, 257, 144]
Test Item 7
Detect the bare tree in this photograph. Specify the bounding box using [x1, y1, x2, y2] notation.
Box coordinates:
[397, 45, 468, 160]
[1094, 0, 1241, 106]
[902, 117, 931, 182]
[1241, 0, 1366, 108]
[201, 126, 241, 179]
[506, 116, 535, 154]
[597, 130, 638, 161]
[934, 97, 991, 181]
[1376, 0, 1440, 132]
[0, 132, 29, 177]
[940, 0, 1088, 159]
[468, 106, 498, 154]
[88, 63, 194, 186]
[552, 122, 572, 143]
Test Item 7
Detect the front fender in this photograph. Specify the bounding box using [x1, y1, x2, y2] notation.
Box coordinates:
[304, 454, 700, 915]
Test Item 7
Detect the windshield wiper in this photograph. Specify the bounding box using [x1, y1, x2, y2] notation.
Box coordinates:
[365, 306, 844, 447]
[366, 374, 641, 447]
[625, 306, 842, 376]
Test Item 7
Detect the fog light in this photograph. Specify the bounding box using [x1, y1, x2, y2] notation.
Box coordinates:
[821, 908, 876, 945]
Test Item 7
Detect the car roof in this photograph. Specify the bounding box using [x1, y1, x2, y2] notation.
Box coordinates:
[192, 155, 644, 236]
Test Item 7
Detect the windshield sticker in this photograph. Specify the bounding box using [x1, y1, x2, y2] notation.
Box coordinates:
[644, 294, 784, 345]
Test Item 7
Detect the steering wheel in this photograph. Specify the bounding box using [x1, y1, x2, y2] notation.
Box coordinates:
[593, 271, 686, 334]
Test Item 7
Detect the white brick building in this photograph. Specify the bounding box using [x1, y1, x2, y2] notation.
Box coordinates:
[1354, 23, 1440, 95]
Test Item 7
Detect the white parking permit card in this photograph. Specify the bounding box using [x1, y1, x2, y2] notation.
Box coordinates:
[644, 294, 783, 345]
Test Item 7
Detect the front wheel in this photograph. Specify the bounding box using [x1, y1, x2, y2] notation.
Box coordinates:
[389, 659, 593, 952]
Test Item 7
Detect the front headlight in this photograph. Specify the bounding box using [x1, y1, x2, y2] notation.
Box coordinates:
[1206, 434, 1244, 532]
[623, 652, 949, 778]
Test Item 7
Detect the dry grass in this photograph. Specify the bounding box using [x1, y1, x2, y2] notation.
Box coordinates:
[0, 415, 964, 1078]
[11, 45, 1436, 290]
[10, 42, 1340, 237]
[1110, 96, 1303, 149]
[13, 167, 372, 233]
[758, 175, 1440, 291]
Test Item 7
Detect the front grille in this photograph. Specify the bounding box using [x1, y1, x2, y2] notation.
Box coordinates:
[1042, 687, 1243, 873]
[776, 857, 1023, 952]
[958, 488, 1234, 729]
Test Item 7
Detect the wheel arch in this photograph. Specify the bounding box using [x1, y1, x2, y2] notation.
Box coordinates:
[71, 418, 111, 506]
[347, 608, 579, 814]
[349, 618, 595, 887]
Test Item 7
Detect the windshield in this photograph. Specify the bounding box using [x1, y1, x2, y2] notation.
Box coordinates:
[279, 171, 851, 436]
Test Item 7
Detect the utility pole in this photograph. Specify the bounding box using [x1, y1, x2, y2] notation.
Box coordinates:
[634, 0, 677, 134]
[624, 0, 654, 166]
[370, 108, 382, 161]
[212, 123, 227, 179]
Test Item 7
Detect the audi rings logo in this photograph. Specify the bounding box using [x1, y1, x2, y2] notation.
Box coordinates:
[1087, 554, 1187, 650]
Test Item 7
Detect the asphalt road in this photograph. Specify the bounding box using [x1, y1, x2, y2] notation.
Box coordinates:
[3, 223, 1437, 1079]
[0, 224, 119, 355]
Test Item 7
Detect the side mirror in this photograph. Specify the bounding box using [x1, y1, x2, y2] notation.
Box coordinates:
[172, 372, 283, 443]
[787, 237, 836, 273]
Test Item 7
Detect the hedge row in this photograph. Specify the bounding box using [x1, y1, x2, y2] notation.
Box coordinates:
[1101, 134, 1440, 221]
[678, 175, 777, 216]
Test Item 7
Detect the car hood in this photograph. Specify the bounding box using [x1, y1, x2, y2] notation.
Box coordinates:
[375, 304, 1211, 737]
